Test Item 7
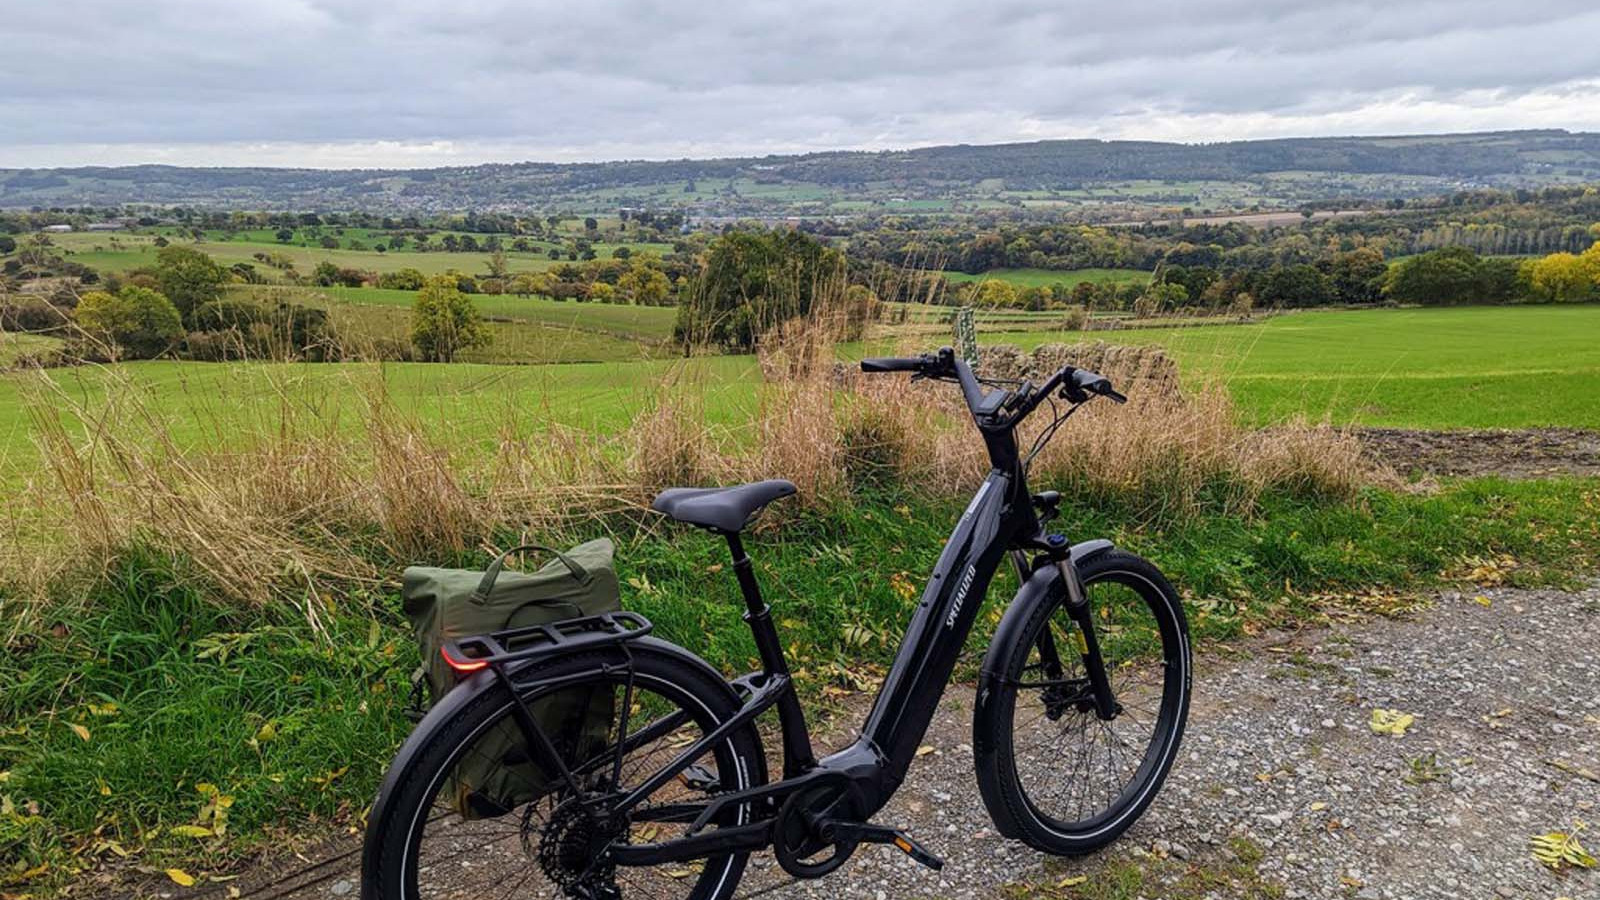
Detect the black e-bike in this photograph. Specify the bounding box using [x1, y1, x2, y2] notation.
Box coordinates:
[362, 348, 1192, 899]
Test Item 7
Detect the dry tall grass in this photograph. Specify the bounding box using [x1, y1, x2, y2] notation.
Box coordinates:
[0, 316, 1382, 631]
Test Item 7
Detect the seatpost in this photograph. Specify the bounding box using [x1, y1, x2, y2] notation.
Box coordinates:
[723, 532, 817, 774]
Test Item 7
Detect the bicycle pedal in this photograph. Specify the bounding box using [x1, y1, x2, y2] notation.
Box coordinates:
[852, 823, 945, 871]
[676, 763, 721, 792]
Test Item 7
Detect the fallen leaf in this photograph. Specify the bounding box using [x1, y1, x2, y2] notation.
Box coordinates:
[1369, 708, 1415, 736]
[1473, 595, 1492, 607]
[170, 825, 214, 838]
[254, 721, 278, 743]
[1310, 801, 1328, 811]
[1532, 824, 1597, 871]
[165, 869, 196, 887]
[1057, 875, 1088, 887]
[915, 745, 935, 758]
[68, 723, 91, 742]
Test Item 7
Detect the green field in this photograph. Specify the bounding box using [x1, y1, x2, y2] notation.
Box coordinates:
[979, 305, 1600, 429]
[4, 305, 1597, 477]
[940, 268, 1151, 287]
[292, 285, 678, 341]
[46, 231, 676, 280]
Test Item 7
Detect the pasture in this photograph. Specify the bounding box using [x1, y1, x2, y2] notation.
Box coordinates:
[4, 305, 1597, 478]
[43, 230, 677, 279]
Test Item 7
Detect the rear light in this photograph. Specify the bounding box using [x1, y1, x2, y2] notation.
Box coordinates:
[441, 646, 489, 673]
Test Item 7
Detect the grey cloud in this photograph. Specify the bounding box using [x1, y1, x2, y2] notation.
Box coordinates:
[2, 0, 1598, 166]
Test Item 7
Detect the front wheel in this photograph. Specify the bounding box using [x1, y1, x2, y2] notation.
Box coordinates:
[975, 549, 1191, 855]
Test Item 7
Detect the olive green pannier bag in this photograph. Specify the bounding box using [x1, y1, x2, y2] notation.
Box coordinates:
[403, 539, 620, 819]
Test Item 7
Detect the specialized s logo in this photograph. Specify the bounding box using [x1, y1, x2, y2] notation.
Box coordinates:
[944, 563, 977, 628]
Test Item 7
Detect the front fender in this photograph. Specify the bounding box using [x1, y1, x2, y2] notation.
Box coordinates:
[972, 539, 1113, 838]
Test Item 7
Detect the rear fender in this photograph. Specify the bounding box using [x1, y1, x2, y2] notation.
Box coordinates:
[362, 636, 741, 864]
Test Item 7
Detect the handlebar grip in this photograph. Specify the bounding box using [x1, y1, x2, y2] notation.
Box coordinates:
[861, 357, 925, 374]
[1069, 368, 1128, 404]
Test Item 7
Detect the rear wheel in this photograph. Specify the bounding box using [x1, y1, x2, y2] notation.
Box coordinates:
[976, 550, 1191, 855]
[363, 644, 767, 900]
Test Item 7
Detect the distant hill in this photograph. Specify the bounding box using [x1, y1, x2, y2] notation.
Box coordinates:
[5, 130, 1599, 215]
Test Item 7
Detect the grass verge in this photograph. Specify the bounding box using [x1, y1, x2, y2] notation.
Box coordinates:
[3, 477, 1598, 894]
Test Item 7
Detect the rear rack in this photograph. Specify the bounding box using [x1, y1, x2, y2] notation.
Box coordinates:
[443, 610, 653, 671]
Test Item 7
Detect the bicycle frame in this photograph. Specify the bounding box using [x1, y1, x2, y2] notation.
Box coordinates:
[483, 350, 1116, 869]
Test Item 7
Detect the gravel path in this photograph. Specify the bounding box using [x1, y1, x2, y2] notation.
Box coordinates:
[218, 583, 1600, 900]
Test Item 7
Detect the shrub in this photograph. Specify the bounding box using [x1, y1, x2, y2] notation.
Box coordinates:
[377, 267, 426, 291]
[74, 287, 184, 359]
[1, 296, 70, 332]
[410, 275, 490, 362]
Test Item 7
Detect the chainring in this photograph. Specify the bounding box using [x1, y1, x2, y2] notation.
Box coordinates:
[771, 781, 868, 879]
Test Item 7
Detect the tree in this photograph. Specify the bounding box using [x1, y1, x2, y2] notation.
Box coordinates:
[617, 266, 670, 305]
[75, 286, 184, 358]
[410, 275, 490, 362]
[486, 248, 509, 280]
[1257, 264, 1333, 308]
[1329, 247, 1387, 304]
[971, 280, 1019, 308]
[584, 217, 599, 232]
[1384, 247, 1485, 306]
[673, 229, 844, 350]
[154, 245, 227, 321]
[1526, 252, 1594, 302]
[0, 235, 15, 254]
[275, 228, 294, 243]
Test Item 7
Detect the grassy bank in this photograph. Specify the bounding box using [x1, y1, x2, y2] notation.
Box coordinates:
[4, 479, 1597, 894]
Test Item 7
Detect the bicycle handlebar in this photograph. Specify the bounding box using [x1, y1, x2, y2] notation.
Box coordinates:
[859, 356, 929, 374]
[862, 347, 1126, 425]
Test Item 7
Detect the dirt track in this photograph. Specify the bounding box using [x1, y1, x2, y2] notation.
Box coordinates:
[1358, 428, 1600, 479]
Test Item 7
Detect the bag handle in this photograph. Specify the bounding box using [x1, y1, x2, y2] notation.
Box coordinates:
[471, 543, 592, 604]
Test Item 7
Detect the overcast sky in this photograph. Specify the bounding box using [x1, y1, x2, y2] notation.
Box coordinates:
[5, 0, 1599, 169]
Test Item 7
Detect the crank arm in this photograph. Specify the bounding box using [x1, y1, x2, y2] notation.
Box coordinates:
[817, 820, 945, 871]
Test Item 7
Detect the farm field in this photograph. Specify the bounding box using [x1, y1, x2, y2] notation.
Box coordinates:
[4, 305, 1597, 478]
[939, 267, 1150, 287]
[278, 285, 679, 341]
[45, 231, 676, 279]
[984, 304, 1600, 429]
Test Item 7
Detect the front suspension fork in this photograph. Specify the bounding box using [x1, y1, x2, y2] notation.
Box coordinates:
[1013, 549, 1118, 720]
[1056, 557, 1119, 720]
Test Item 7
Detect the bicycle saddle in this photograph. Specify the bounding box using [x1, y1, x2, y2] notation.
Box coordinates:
[652, 479, 797, 533]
